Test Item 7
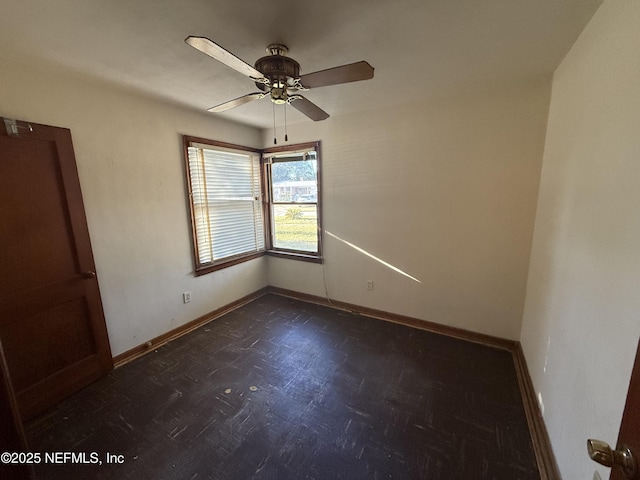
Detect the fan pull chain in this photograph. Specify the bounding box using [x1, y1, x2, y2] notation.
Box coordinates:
[272, 102, 277, 145]
[284, 102, 288, 142]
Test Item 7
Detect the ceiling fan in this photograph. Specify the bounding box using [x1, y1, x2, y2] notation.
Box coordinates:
[185, 36, 375, 122]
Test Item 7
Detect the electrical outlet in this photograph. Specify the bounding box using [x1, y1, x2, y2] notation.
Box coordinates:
[366, 280, 374, 291]
[183, 291, 191, 304]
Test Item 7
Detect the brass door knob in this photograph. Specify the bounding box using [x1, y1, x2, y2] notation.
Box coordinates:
[588, 439, 636, 479]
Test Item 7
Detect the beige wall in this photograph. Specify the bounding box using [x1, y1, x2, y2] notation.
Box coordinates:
[265, 81, 551, 340]
[520, 0, 640, 478]
[0, 59, 267, 357]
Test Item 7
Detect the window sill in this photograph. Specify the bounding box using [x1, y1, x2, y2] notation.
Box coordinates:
[194, 251, 266, 276]
[267, 250, 323, 264]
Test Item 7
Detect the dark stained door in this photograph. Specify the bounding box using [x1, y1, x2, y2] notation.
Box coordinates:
[588, 337, 640, 479]
[610, 339, 640, 480]
[0, 118, 112, 420]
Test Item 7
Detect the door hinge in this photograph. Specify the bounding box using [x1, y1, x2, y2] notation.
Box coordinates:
[3, 118, 33, 137]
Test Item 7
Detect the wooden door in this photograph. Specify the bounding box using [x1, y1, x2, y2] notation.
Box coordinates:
[588, 337, 640, 480]
[0, 118, 112, 420]
[610, 339, 640, 480]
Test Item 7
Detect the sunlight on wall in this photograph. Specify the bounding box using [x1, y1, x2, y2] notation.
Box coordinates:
[325, 231, 421, 284]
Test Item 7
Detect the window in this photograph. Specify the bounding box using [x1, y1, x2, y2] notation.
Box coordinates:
[264, 142, 322, 262]
[183, 137, 265, 275]
[183, 137, 322, 274]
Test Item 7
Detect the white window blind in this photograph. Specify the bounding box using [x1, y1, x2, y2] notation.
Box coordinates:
[187, 144, 264, 267]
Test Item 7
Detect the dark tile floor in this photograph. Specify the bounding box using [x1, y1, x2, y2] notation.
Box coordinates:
[26, 294, 539, 480]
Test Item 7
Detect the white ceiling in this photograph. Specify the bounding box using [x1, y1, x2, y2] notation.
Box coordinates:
[0, 0, 602, 129]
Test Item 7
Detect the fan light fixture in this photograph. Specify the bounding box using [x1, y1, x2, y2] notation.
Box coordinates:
[254, 45, 304, 107]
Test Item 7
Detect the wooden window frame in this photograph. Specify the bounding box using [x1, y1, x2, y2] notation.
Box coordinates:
[183, 136, 265, 276]
[183, 137, 323, 276]
[263, 141, 323, 264]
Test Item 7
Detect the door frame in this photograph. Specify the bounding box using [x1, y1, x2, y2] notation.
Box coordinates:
[0, 338, 33, 479]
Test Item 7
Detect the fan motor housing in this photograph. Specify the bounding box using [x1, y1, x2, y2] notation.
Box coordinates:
[255, 55, 300, 83]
